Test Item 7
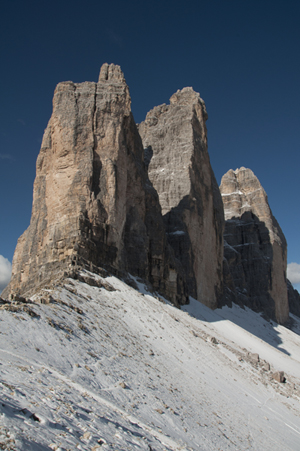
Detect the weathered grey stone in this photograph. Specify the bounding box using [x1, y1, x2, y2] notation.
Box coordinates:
[220, 167, 289, 324]
[261, 360, 270, 372]
[139, 88, 224, 309]
[208, 336, 218, 344]
[247, 352, 260, 364]
[3, 64, 188, 306]
[272, 371, 285, 383]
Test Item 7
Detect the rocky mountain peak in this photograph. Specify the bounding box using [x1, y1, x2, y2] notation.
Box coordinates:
[139, 87, 210, 214]
[220, 167, 289, 323]
[3, 65, 188, 305]
[3, 64, 297, 324]
[139, 88, 224, 309]
[169, 87, 208, 118]
[220, 167, 284, 245]
[98, 63, 125, 82]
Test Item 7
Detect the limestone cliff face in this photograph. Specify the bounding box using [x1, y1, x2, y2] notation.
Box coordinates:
[4, 64, 187, 304]
[139, 88, 224, 309]
[220, 167, 289, 323]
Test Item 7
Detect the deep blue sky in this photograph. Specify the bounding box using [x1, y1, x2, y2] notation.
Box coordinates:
[1, 0, 300, 290]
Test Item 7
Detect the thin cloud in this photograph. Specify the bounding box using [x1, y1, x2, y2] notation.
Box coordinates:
[287, 262, 300, 285]
[0, 153, 14, 161]
[0, 255, 12, 293]
[106, 28, 123, 47]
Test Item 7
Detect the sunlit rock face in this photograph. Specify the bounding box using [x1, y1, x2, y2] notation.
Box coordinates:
[139, 88, 224, 309]
[3, 64, 188, 305]
[220, 167, 289, 324]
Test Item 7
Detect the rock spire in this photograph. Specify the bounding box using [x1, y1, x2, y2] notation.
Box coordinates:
[3, 64, 188, 305]
[220, 167, 289, 323]
[139, 87, 224, 309]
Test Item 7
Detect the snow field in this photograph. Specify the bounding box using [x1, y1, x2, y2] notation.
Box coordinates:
[0, 270, 300, 450]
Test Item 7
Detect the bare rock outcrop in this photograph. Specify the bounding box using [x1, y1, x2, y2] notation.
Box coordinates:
[139, 88, 224, 309]
[3, 64, 187, 305]
[220, 167, 289, 323]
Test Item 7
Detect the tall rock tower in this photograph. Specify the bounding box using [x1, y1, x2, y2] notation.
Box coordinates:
[3, 64, 187, 304]
[139, 88, 224, 309]
[220, 167, 289, 323]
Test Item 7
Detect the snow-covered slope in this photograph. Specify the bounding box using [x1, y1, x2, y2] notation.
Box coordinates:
[1, 270, 300, 450]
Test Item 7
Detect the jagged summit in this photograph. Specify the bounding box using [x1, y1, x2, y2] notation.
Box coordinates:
[220, 166, 286, 250]
[169, 86, 208, 112]
[98, 62, 126, 82]
[139, 86, 210, 215]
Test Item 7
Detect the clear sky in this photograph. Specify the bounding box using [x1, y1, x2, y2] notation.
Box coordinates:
[1, 0, 300, 291]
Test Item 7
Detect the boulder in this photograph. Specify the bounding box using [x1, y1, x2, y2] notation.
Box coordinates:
[272, 371, 285, 383]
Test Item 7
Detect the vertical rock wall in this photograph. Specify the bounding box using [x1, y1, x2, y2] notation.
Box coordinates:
[139, 88, 224, 309]
[287, 280, 300, 317]
[220, 167, 289, 323]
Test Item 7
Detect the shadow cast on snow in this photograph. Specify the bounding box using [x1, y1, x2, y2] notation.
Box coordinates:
[182, 298, 293, 356]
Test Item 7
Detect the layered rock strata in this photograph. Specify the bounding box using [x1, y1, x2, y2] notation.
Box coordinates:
[220, 167, 289, 323]
[139, 88, 224, 309]
[3, 64, 187, 305]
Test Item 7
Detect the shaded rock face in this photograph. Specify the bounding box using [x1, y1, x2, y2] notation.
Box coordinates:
[3, 64, 187, 305]
[287, 280, 300, 317]
[220, 167, 289, 323]
[139, 88, 224, 309]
